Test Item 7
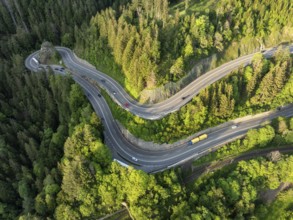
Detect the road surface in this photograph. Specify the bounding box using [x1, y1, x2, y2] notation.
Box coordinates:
[25, 45, 293, 172]
[26, 45, 293, 120]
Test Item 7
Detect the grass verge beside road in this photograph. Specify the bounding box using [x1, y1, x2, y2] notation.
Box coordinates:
[192, 120, 293, 167]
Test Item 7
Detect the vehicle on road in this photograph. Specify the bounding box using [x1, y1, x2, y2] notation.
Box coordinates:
[231, 125, 238, 129]
[113, 91, 116, 95]
[124, 102, 129, 107]
[98, 94, 101, 97]
[182, 95, 190, 100]
[32, 57, 39, 64]
[189, 134, 208, 145]
[132, 157, 138, 161]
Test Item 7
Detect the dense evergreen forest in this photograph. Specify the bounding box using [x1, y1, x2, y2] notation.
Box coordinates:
[53, 120, 293, 220]
[0, 0, 129, 61]
[0, 0, 293, 219]
[0, 0, 125, 218]
[1, 69, 291, 219]
[0, 68, 97, 218]
[74, 0, 293, 96]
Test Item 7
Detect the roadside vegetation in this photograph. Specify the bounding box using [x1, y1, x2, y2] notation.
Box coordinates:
[74, 0, 293, 97]
[104, 51, 293, 144]
[1, 0, 293, 219]
[255, 188, 293, 219]
[1, 70, 292, 219]
[49, 125, 293, 220]
[182, 155, 293, 219]
[0, 64, 99, 218]
[193, 116, 293, 166]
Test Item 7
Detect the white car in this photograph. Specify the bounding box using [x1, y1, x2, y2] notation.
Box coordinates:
[231, 125, 238, 129]
[132, 157, 138, 161]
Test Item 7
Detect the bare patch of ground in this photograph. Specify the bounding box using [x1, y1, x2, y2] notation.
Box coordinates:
[260, 182, 293, 204]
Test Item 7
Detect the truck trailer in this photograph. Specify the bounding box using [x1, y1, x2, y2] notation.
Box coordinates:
[189, 134, 208, 145]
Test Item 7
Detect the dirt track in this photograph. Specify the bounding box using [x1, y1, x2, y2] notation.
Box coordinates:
[183, 146, 293, 184]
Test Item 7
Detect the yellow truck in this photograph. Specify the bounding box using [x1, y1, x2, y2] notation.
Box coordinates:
[189, 134, 208, 145]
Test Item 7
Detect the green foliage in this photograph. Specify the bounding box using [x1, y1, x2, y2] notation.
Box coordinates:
[0, 62, 97, 218]
[244, 126, 275, 148]
[171, 0, 217, 15]
[74, 0, 218, 95]
[104, 53, 292, 144]
[185, 156, 293, 219]
[1, 0, 293, 219]
[56, 120, 185, 219]
[194, 117, 293, 166]
[255, 189, 293, 220]
[170, 56, 185, 80]
[75, 0, 293, 96]
[0, 0, 119, 56]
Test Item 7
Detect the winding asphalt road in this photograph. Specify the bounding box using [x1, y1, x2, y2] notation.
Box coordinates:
[26, 46, 293, 120]
[25, 46, 293, 173]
